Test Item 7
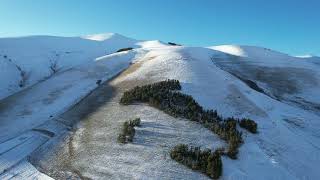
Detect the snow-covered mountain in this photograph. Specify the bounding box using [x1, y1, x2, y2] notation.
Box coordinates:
[0, 33, 319, 179]
[0, 33, 140, 100]
[112, 45, 320, 179]
[210, 45, 320, 114]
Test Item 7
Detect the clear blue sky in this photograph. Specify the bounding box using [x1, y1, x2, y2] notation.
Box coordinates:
[0, 0, 319, 56]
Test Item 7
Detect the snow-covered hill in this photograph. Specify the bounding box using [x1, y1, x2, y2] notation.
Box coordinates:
[0, 33, 140, 100]
[210, 45, 320, 114]
[114, 45, 320, 179]
[0, 33, 319, 179]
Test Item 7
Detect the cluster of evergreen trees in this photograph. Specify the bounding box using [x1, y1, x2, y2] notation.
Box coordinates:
[116, 47, 133, 52]
[120, 79, 256, 159]
[120, 79, 181, 105]
[119, 80, 259, 177]
[117, 118, 141, 143]
[239, 118, 257, 134]
[170, 144, 222, 179]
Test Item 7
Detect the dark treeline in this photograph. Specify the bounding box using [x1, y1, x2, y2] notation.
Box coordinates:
[170, 144, 222, 179]
[117, 118, 141, 143]
[116, 47, 133, 53]
[119, 80, 258, 178]
[120, 79, 258, 159]
[168, 42, 182, 46]
[120, 79, 181, 105]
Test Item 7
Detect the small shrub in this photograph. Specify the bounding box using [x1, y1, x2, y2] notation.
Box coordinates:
[170, 144, 222, 179]
[117, 134, 126, 143]
[116, 47, 133, 52]
[117, 118, 141, 144]
[239, 118, 257, 133]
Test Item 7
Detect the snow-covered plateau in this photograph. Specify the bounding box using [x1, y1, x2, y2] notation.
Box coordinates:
[0, 33, 319, 179]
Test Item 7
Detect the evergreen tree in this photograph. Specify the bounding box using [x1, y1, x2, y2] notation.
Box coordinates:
[120, 80, 258, 158]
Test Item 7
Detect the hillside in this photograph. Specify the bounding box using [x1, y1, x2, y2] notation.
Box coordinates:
[0, 34, 319, 179]
[0, 33, 139, 100]
[210, 45, 320, 114]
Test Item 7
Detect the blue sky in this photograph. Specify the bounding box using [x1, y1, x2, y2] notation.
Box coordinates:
[0, 0, 319, 56]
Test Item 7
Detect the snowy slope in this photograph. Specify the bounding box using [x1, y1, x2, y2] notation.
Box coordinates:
[115, 46, 320, 179]
[210, 45, 320, 114]
[0, 56, 21, 97]
[297, 55, 320, 66]
[0, 33, 139, 100]
[0, 51, 137, 142]
[0, 50, 139, 179]
[0, 33, 319, 179]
